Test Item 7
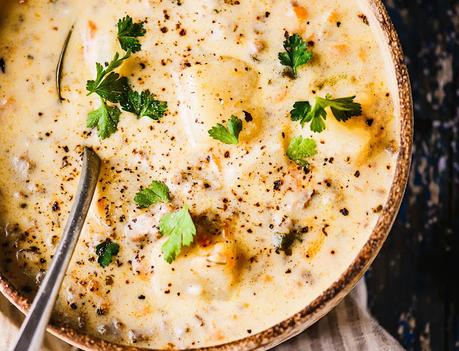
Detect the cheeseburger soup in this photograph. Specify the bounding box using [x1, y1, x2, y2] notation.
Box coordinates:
[0, 0, 399, 348]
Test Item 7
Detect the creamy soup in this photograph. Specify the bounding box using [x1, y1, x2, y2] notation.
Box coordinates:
[0, 0, 399, 348]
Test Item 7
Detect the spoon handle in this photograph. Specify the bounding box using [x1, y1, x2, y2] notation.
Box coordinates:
[11, 147, 101, 351]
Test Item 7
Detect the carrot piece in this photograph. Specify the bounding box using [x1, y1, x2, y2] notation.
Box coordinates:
[293, 5, 308, 21]
[334, 44, 350, 54]
[87, 20, 97, 38]
[358, 48, 368, 61]
[328, 11, 340, 23]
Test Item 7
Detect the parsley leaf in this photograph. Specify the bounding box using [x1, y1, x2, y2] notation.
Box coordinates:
[159, 205, 197, 263]
[290, 99, 327, 133]
[208, 115, 243, 144]
[290, 101, 312, 126]
[87, 98, 121, 139]
[86, 18, 165, 140]
[96, 240, 120, 268]
[286, 136, 317, 167]
[278, 33, 313, 78]
[273, 231, 301, 256]
[290, 95, 362, 133]
[134, 181, 170, 208]
[86, 52, 131, 103]
[121, 89, 168, 120]
[318, 95, 362, 122]
[117, 16, 146, 53]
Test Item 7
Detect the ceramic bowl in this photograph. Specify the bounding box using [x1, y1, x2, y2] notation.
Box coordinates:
[0, 0, 413, 349]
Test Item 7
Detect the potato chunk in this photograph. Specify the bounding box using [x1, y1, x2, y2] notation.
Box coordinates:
[151, 238, 238, 300]
[124, 205, 171, 242]
[177, 56, 262, 150]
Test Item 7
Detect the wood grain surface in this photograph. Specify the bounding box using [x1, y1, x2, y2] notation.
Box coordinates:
[366, 1, 459, 350]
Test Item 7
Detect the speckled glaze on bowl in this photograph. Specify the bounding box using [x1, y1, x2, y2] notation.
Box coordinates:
[0, 0, 413, 350]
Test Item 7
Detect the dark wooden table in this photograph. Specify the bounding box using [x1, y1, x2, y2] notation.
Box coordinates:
[366, 1, 459, 350]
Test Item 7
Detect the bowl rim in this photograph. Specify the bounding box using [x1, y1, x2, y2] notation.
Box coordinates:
[0, 0, 413, 350]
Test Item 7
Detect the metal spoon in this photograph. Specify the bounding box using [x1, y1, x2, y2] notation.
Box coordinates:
[10, 147, 101, 351]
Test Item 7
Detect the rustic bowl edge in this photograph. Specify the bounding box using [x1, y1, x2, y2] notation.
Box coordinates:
[0, 0, 413, 350]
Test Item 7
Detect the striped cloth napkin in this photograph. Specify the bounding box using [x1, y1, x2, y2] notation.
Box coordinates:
[273, 279, 404, 351]
[0, 279, 403, 351]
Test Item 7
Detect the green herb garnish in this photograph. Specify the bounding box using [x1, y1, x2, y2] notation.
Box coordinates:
[86, 51, 130, 139]
[121, 89, 167, 120]
[278, 33, 313, 78]
[117, 16, 146, 53]
[290, 95, 362, 133]
[96, 240, 120, 268]
[85, 17, 167, 139]
[159, 205, 197, 264]
[134, 180, 170, 208]
[86, 52, 130, 103]
[273, 230, 304, 256]
[87, 97, 122, 139]
[208, 115, 243, 145]
[286, 136, 317, 167]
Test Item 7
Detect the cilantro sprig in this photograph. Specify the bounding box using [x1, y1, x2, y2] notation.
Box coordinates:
[208, 115, 243, 145]
[86, 52, 131, 103]
[117, 16, 146, 53]
[87, 97, 122, 139]
[96, 240, 120, 268]
[121, 89, 167, 120]
[286, 136, 317, 167]
[86, 52, 131, 139]
[86, 16, 167, 139]
[273, 230, 302, 256]
[133, 180, 196, 263]
[278, 33, 313, 78]
[290, 95, 362, 133]
[134, 181, 170, 208]
[159, 205, 197, 264]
